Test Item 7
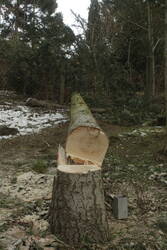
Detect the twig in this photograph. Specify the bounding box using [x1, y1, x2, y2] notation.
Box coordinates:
[8, 238, 24, 250]
[105, 201, 112, 209]
[153, 38, 161, 52]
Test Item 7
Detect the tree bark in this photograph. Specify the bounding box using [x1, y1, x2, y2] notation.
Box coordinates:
[145, 0, 155, 102]
[49, 164, 109, 245]
[165, 0, 167, 129]
[66, 93, 109, 166]
[49, 94, 109, 246]
[60, 74, 65, 105]
[13, 0, 19, 46]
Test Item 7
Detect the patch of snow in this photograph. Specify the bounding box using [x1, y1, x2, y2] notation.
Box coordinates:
[0, 104, 67, 139]
[119, 127, 165, 137]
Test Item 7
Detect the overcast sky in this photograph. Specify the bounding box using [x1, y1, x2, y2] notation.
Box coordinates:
[57, 0, 90, 31]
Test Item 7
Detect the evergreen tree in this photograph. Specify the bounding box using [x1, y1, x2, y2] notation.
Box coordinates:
[0, 0, 75, 100]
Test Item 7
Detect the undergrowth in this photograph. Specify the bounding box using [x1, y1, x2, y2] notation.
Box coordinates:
[32, 159, 48, 173]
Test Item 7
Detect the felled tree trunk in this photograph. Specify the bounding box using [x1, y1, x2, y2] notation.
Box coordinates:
[49, 94, 109, 246]
[66, 93, 109, 166]
[49, 162, 109, 245]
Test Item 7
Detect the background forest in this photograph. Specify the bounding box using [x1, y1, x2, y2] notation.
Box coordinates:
[0, 0, 166, 124]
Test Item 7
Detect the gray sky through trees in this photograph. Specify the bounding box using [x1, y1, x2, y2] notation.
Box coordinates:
[57, 0, 90, 30]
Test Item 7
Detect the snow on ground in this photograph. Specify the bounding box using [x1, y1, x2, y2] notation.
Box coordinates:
[119, 126, 164, 137]
[0, 104, 67, 139]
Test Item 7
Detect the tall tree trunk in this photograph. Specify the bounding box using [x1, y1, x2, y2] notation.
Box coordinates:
[60, 73, 65, 104]
[87, 0, 102, 96]
[165, 0, 167, 128]
[152, 52, 155, 95]
[145, 1, 155, 102]
[127, 40, 132, 83]
[0, 5, 2, 26]
[13, 0, 19, 45]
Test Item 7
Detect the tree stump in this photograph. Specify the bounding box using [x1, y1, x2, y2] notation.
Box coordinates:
[49, 164, 109, 245]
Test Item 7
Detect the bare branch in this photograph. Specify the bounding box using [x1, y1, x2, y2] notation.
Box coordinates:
[117, 13, 148, 31]
[153, 38, 162, 52]
[70, 9, 87, 34]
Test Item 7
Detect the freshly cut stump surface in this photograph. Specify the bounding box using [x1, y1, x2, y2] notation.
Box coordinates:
[66, 93, 109, 166]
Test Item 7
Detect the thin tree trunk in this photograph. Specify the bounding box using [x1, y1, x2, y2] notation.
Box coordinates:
[153, 38, 161, 96]
[60, 73, 65, 105]
[165, 0, 167, 129]
[145, 1, 154, 102]
[0, 5, 2, 25]
[32, 0, 36, 49]
[128, 40, 132, 83]
[14, 0, 19, 45]
[153, 52, 155, 96]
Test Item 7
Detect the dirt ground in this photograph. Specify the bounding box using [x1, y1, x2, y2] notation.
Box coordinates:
[0, 97, 167, 249]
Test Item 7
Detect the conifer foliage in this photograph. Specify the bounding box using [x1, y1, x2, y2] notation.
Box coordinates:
[0, 0, 166, 104]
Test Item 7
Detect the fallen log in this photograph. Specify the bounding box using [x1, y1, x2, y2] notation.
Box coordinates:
[49, 147, 109, 245]
[0, 125, 19, 136]
[66, 93, 109, 166]
[25, 97, 67, 109]
[25, 98, 46, 107]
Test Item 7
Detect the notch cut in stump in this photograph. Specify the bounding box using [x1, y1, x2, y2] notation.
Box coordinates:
[49, 163, 109, 245]
[66, 93, 109, 166]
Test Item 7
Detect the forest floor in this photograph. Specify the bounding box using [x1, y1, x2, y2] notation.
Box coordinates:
[0, 93, 167, 249]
